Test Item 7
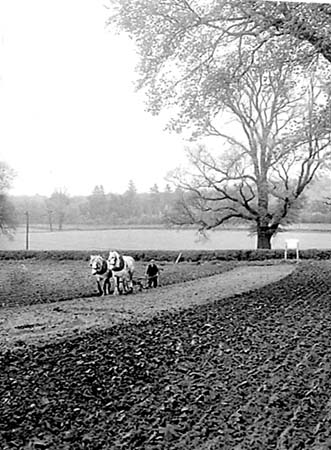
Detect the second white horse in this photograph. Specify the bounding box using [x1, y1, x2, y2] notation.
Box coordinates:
[107, 250, 135, 295]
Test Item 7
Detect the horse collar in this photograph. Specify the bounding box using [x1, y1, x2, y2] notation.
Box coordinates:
[113, 254, 125, 272]
[97, 259, 108, 275]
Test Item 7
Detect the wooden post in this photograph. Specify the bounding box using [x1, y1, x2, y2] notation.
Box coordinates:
[175, 252, 182, 264]
[48, 209, 53, 232]
[25, 211, 29, 250]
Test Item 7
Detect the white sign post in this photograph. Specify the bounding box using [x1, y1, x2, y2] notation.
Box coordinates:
[284, 239, 299, 260]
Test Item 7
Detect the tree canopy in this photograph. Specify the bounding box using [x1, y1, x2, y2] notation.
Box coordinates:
[109, 1, 331, 112]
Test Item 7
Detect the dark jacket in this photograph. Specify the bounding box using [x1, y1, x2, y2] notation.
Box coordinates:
[146, 263, 159, 278]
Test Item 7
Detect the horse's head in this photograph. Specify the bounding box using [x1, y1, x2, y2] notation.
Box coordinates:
[89, 255, 104, 275]
[107, 251, 119, 269]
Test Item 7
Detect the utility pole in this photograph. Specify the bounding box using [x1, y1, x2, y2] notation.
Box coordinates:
[25, 211, 29, 250]
[47, 209, 53, 232]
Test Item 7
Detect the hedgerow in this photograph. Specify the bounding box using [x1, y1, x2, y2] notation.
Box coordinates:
[0, 248, 331, 261]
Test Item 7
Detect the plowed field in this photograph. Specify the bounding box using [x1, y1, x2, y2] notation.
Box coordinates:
[0, 260, 238, 308]
[0, 263, 293, 348]
[1, 261, 331, 449]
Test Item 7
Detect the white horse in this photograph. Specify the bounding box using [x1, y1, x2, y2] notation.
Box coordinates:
[89, 255, 113, 296]
[107, 251, 135, 295]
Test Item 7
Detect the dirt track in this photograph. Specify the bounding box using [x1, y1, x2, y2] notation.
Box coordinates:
[0, 263, 295, 349]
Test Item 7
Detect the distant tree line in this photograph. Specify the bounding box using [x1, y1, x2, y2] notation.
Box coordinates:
[0, 162, 16, 237]
[10, 181, 181, 230]
[5, 177, 331, 231]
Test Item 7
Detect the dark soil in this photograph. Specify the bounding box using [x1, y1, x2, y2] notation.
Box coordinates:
[1, 261, 331, 449]
[0, 264, 292, 349]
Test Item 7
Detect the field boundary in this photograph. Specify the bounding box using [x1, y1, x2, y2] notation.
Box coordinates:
[1, 248, 331, 261]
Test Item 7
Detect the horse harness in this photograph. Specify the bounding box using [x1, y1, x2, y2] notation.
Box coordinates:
[96, 259, 110, 276]
[112, 254, 125, 272]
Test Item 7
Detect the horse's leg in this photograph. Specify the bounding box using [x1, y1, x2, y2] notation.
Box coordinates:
[105, 278, 111, 295]
[119, 277, 126, 294]
[119, 277, 124, 293]
[128, 271, 134, 292]
[102, 278, 108, 296]
[113, 275, 119, 295]
[97, 279, 102, 296]
[122, 277, 129, 293]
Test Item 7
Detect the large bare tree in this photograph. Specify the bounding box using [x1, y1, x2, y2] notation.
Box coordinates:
[168, 43, 331, 247]
[109, 0, 331, 248]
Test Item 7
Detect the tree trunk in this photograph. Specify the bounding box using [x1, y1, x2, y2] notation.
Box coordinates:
[48, 211, 53, 232]
[58, 213, 64, 231]
[256, 173, 272, 249]
[256, 226, 273, 249]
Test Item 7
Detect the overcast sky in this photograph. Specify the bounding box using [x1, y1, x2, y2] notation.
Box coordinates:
[0, 0, 187, 196]
[0, 0, 324, 197]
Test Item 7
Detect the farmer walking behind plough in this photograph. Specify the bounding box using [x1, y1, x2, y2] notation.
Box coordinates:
[145, 259, 159, 288]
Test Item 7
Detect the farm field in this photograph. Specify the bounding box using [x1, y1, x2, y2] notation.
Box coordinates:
[0, 259, 239, 308]
[0, 262, 293, 349]
[1, 260, 331, 448]
[2, 226, 331, 251]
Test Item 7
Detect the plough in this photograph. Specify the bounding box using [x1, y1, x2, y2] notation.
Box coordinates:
[132, 274, 160, 292]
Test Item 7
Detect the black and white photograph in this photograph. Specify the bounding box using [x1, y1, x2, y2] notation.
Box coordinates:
[1, 0, 331, 448]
